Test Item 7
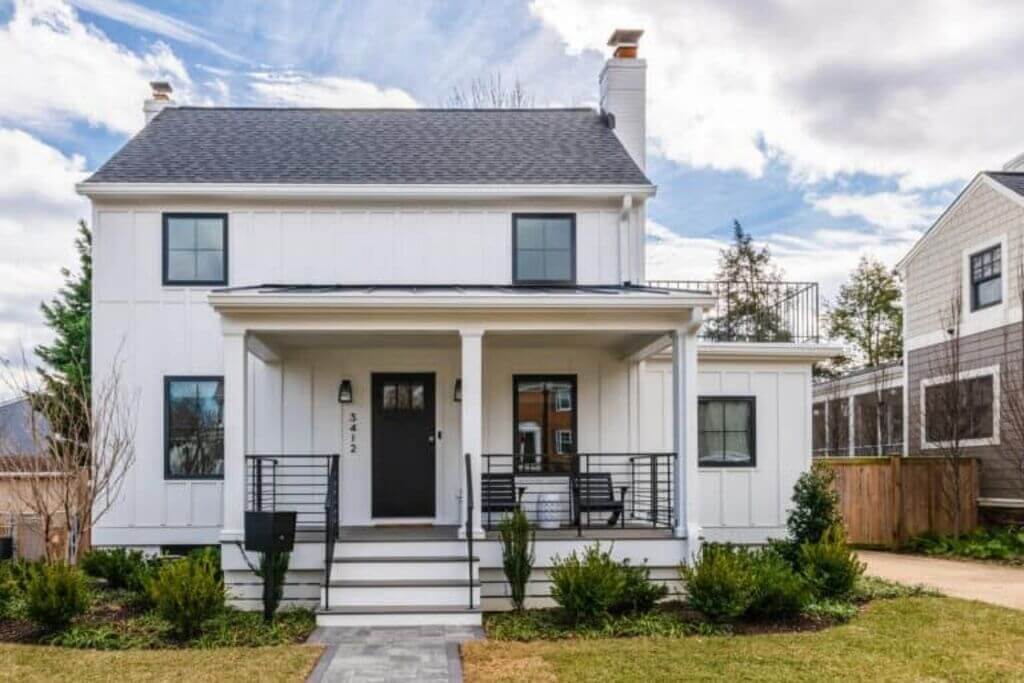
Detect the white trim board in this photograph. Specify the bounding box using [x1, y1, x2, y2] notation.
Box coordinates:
[919, 364, 1000, 450]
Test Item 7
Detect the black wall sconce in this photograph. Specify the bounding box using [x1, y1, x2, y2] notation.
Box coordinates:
[337, 379, 353, 404]
[453, 378, 462, 402]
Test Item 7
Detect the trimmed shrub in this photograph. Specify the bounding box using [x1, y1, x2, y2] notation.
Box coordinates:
[787, 464, 841, 547]
[255, 551, 290, 620]
[498, 507, 535, 612]
[549, 543, 626, 624]
[799, 525, 865, 599]
[24, 562, 90, 631]
[679, 544, 755, 623]
[615, 560, 668, 614]
[748, 549, 811, 620]
[81, 548, 148, 590]
[0, 561, 17, 617]
[147, 555, 225, 638]
[188, 546, 223, 583]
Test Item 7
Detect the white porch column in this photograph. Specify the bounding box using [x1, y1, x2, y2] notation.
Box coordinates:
[672, 326, 701, 555]
[221, 329, 248, 538]
[460, 328, 485, 538]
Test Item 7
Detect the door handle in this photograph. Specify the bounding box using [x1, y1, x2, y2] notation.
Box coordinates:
[427, 435, 436, 444]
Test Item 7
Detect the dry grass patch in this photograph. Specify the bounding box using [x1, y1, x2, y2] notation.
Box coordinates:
[0, 643, 323, 682]
[463, 597, 1024, 682]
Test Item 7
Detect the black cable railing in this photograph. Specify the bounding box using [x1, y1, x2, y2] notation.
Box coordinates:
[245, 453, 340, 605]
[648, 279, 820, 343]
[480, 453, 675, 533]
[464, 452, 474, 609]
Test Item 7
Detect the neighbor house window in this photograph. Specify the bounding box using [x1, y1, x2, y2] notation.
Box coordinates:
[698, 397, 755, 467]
[514, 375, 577, 472]
[924, 375, 994, 443]
[165, 377, 224, 479]
[163, 214, 228, 285]
[970, 245, 1001, 311]
[513, 214, 575, 283]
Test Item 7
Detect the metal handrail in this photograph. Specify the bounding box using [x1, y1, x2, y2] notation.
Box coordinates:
[324, 454, 340, 608]
[464, 452, 474, 610]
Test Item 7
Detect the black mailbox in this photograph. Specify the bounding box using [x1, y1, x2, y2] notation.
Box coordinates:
[244, 511, 297, 553]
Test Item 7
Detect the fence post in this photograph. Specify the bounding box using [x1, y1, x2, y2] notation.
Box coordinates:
[891, 456, 902, 549]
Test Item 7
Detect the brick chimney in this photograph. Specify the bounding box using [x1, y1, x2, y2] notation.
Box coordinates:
[600, 29, 646, 171]
[143, 81, 174, 125]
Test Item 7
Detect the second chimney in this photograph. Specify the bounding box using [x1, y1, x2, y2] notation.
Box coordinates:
[143, 81, 174, 125]
[600, 29, 647, 172]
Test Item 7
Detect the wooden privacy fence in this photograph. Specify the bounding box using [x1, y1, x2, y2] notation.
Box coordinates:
[819, 456, 978, 548]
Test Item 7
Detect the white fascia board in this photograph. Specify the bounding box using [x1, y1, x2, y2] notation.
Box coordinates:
[75, 182, 657, 200]
[693, 341, 845, 362]
[207, 291, 715, 313]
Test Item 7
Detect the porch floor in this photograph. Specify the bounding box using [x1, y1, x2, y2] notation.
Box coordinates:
[294, 524, 674, 543]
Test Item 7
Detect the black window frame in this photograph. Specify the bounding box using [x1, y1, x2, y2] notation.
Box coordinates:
[511, 213, 577, 285]
[698, 396, 757, 468]
[924, 374, 995, 443]
[512, 374, 578, 475]
[969, 244, 1001, 312]
[164, 375, 225, 481]
[162, 213, 229, 286]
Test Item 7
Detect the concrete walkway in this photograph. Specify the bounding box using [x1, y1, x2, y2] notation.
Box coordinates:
[859, 550, 1024, 610]
[306, 625, 483, 683]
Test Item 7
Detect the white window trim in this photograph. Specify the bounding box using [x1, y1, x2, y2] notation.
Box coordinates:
[554, 389, 573, 412]
[554, 429, 573, 454]
[920, 364, 1000, 450]
[961, 234, 1008, 326]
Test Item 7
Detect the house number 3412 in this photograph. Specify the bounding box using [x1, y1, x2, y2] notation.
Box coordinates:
[347, 411, 358, 455]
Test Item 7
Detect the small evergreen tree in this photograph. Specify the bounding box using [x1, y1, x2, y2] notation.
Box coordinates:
[704, 221, 788, 342]
[498, 507, 535, 612]
[787, 463, 841, 547]
[826, 257, 903, 369]
[31, 221, 92, 465]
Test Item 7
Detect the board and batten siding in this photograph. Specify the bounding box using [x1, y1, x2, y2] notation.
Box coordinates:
[641, 357, 812, 542]
[903, 180, 1023, 348]
[91, 198, 638, 546]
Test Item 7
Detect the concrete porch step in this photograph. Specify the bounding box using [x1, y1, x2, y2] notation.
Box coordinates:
[323, 579, 481, 607]
[316, 604, 482, 627]
[331, 555, 478, 582]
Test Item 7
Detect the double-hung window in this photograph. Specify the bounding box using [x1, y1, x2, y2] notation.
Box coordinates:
[512, 214, 575, 284]
[698, 397, 756, 467]
[165, 377, 224, 479]
[163, 214, 228, 286]
[970, 245, 1001, 311]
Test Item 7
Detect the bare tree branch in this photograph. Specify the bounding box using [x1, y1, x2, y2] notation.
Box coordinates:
[444, 73, 535, 108]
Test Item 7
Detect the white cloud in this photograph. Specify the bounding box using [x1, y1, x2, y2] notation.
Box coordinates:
[531, 0, 1024, 189]
[68, 0, 247, 63]
[248, 72, 418, 108]
[808, 191, 943, 234]
[0, 129, 88, 365]
[646, 220, 918, 301]
[0, 0, 193, 135]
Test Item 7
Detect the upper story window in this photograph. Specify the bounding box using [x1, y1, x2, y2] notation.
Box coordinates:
[513, 214, 575, 284]
[698, 397, 756, 467]
[969, 245, 1001, 311]
[165, 376, 224, 479]
[163, 214, 228, 286]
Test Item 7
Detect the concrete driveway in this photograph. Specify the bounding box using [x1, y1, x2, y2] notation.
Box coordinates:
[859, 550, 1024, 610]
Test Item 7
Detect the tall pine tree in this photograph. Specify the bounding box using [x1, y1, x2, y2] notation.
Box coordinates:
[704, 220, 788, 342]
[32, 221, 91, 462]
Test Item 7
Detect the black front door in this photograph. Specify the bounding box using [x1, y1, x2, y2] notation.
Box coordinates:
[371, 373, 436, 517]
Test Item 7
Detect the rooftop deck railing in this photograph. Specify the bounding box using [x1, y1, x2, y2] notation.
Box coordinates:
[649, 280, 820, 344]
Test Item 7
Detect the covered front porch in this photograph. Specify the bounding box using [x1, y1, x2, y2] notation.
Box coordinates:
[212, 284, 710, 544]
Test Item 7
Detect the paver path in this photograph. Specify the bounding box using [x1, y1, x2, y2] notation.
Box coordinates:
[859, 550, 1024, 610]
[306, 625, 483, 683]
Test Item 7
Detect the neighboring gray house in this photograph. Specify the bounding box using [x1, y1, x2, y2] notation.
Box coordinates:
[896, 166, 1023, 513]
[0, 397, 48, 457]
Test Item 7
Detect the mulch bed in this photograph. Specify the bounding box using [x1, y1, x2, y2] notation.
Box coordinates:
[654, 601, 842, 635]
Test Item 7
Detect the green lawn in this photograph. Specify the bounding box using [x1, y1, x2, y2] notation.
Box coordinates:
[0, 643, 323, 682]
[463, 597, 1024, 682]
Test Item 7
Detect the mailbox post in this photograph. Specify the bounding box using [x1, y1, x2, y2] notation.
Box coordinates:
[244, 510, 297, 622]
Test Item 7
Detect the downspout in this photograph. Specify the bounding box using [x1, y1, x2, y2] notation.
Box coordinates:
[620, 195, 633, 284]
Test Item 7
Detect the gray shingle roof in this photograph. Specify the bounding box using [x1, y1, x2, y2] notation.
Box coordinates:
[986, 172, 1024, 197]
[87, 107, 652, 186]
[0, 398, 48, 456]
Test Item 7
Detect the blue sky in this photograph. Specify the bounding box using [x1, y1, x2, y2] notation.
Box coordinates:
[1, 0, 1022, 360]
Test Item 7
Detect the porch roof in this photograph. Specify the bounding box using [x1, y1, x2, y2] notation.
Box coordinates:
[208, 283, 715, 312]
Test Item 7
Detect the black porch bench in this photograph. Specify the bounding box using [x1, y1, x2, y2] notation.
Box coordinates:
[573, 472, 628, 528]
[481, 473, 526, 525]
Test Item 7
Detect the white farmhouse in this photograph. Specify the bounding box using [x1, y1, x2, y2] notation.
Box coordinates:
[78, 29, 838, 626]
